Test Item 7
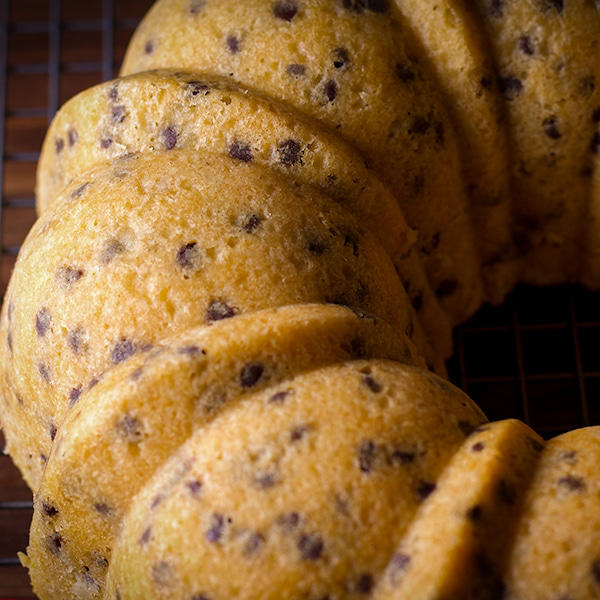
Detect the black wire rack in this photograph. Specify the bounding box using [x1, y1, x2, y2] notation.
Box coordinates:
[0, 1, 599, 597]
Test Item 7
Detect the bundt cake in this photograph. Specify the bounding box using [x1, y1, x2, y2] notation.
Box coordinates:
[1, 0, 600, 598]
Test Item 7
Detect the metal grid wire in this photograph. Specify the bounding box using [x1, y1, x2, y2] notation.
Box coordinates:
[0, 1, 599, 597]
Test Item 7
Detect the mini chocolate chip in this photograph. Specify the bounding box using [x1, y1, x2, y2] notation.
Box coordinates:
[240, 363, 265, 387]
[47, 533, 63, 554]
[287, 63, 306, 76]
[590, 132, 600, 154]
[40, 453, 47, 464]
[472, 441, 485, 452]
[542, 0, 563, 12]
[55, 138, 64, 154]
[100, 238, 126, 265]
[206, 513, 225, 542]
[269, 389, 290, 404]
[88, 376, 99, 389]
[388, 448, 416, 465]
[71, 182, 89, 199]
[324, 80, 337, 102]
[108, 85, 118, 101]
[290, 424, 311, 441]
[206, 299, 237, 323]
[100, 138, 113, 149]
[558, 475, 585, 492]
[489, 0, 504, 17]
[186, 479, 203, 497]
[69, 385, 82, 405]
[116, 413, 143, 442]
[112, 338, 136, 364]
[67, 326, 86, 355]
[333, 47, 349, 69]
[57, 266, 84, 289]
[94, 503, 111, 516]
[36, 307, 52, 337]
[390, 552, 411, 574]
[139, 527, 152, 545]
[111, 105, 126, 124]
[356, 573, 373, 594]
[144, 40, 154, 54]
[363, 375, 382, 393]
[278, 139, 303, 166]
[498, 75, 523, 100]
[68, 128, 78, 146]
[435, 279, 458, 298]
[244, 531, 265, 556]
[229, 141, 253, 162]
[241, 213, 261, 233]
[38, 363, 51, 383]
[466, 505, 482, 521]
[358, 440, 376, 473]
[497, 479, 516, 505]
[189, 0, 206, 13]
[177, 242, 200, 270]
[417, 481, 436, 499]
[409, 117, 430, 135]
[254, 471, 278, 491]
[226, 35, 240, 54]
[49, 422, 57, 441]
[298, 533, 323, 560]
[273, 0, 297, 21]
[277, 512, 300, 529]
[518, 35, 534, 55]
[42, 502, 58, 517]
[395, 62, 415, 82]
[543, 116, 561, 139]
[163, 126, 177, 150]
[187, 80, 210, 96]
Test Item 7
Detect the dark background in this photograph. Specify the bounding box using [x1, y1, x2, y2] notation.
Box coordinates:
[0, 1, 599, 596]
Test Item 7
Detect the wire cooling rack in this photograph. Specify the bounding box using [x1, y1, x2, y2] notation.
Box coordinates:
[0, 1, 599, 597]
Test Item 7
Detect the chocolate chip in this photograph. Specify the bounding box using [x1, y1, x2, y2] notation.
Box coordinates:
[298, 533, 323, 560]
[356, 573, 373, 594]
[277, 512, 300, 530]
[69, 385, 82, 406]
[110, 105, 126, 124]
[269, 389, 290, 404]
[163, 126, 177, 150]
[273, 0, 297, 21]
[100, 138, 113, 149]
[287, 63, 306, 77]
[206, 513, 226, 543]
[56, 266, 84, 289]
[290, 424, 311, 441]
[189, 0, 206, 13]
[363, 375, 382, 393]
[229, 140, 253, 162]
[108, 85, 118, 101]
[590, 132, 600, 154]
[112, 338, 136, 364]
[187, 80, 210, 96]
[226, 35, 240, 54]
[68, 128, 78, 146]
[472, 441, 485, 452]
[388, 448, 416, 465]
[278, 139, 303, 166]
[144, 40, 154, 54]
[558, 475, 585, 492]
[466, 505, 482, 521]
[115, 413, 143, 442]
[498, 75, 523, 100]
[47, 533, 63, 554]
[36, 307, 52, 337]
[518, 35, 534, 55]
[417, 481, 436, 499]
[390, 552, 411, 575]
[38, 363, 51, 383]
[40, 453, 47, 465]
[489, 0, 504, 17]
[241, 213, 261, 233]
[139, 527, 152, 545]
[100, 238, 126, 265]
[176, 242, 200, 270]
[324, 80, 337, 102]
[70, 182, 89, 199]
[206, 299, 237, 322]
[543, 116, 561, 139]
[541, 0, 563, 12]
[240, 363, 265, 387]
[358, 440, 376, 473]
[395, 62, 415, 82]
[497, 479, 516, 505]
[186, 479, 203, 497]
[55, 138, 64, 154]
[42, 502, 58, 517]
[333, 47, 349, 69]
[94, 503, 111, 516]
[435, 279, 458, 298]
[49, 422, 57, 441]
[409, 117, 430, 135]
